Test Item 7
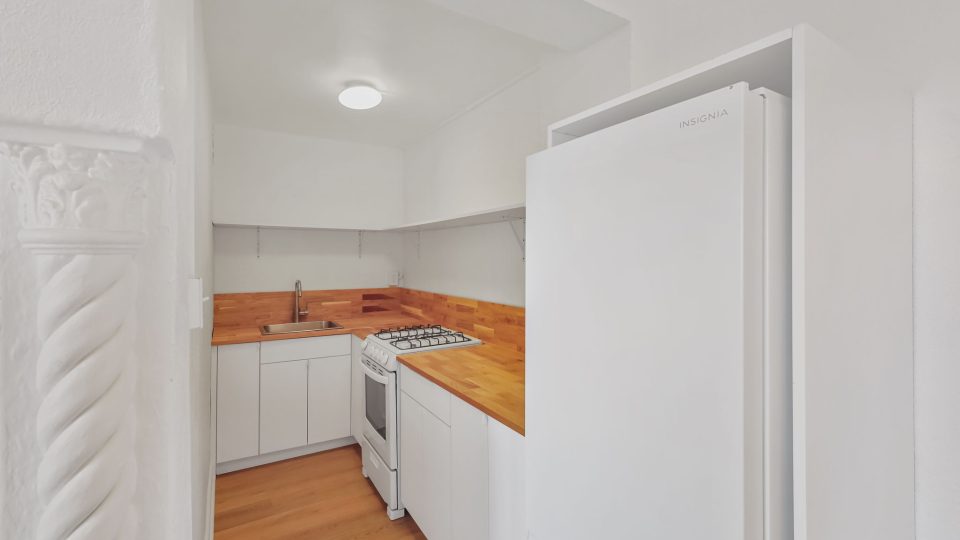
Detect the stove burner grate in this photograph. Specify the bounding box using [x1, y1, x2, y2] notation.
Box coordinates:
[375, 324, 446, 340]
[390, 331, 472, 350]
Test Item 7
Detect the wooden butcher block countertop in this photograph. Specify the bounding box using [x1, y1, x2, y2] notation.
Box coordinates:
[399, 344, 525, 435]
[211, 313, 426, 346]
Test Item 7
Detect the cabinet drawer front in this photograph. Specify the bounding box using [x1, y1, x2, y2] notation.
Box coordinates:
[362, 439, 398, 509]
[400, 364, 450, 425]
[261, 334, 350, 364]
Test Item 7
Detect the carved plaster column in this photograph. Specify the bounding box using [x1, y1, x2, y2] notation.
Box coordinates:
[3, 141, 150, 539]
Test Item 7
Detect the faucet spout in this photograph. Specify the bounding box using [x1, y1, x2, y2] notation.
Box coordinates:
[294, 280, 307, 322]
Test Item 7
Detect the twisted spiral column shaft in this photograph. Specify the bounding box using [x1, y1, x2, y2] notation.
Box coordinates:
[32, 253, 139, 540]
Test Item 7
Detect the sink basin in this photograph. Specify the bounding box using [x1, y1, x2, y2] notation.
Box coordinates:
[261, 321, 343, 335]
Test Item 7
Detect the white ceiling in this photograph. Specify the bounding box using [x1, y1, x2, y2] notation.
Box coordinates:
[203, 0, 625, 148]
[425, 0, 626, 51]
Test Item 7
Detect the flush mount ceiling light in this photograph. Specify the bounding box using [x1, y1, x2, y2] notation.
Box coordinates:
[338, 84, 382, 110]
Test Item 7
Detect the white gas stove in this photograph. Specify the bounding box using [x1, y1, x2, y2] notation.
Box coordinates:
[361, 324, 482, 372]
[358, 324, 481, 520]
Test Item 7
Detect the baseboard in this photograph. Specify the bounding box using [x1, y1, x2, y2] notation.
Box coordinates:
[215, 437, 356, 474]
[206, 346, 217, 539]
[203, 457, 215, 540]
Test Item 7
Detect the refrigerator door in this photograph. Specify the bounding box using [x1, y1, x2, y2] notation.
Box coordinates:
[526, 83, 765, 540]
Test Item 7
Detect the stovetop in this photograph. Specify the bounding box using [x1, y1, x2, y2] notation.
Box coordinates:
[362, 324, 481, 370]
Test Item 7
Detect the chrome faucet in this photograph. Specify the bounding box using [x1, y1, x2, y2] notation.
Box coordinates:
[294, 280, 308, 322]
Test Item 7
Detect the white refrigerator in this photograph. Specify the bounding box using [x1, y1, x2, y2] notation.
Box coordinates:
[526, 83, 792, 540]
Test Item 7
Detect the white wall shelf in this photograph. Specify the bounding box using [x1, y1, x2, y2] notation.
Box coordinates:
[214, 203, 525, 234]
[389, 204, 525, 232]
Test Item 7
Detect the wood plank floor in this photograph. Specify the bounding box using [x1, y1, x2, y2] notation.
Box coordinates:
[215, 445, 425, 539]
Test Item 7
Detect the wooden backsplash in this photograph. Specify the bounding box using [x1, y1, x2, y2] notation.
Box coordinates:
[397, 288, 525, 353]
[213, 288, 402, 328]
[213, 287, 525, 353]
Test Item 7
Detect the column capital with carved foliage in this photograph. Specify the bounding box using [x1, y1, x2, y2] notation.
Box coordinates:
[3, 141, 151, 253]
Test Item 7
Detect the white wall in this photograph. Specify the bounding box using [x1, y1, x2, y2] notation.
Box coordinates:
[914, 74, 960, 540]
[537, 26, 632, 128]
[0, 1, 162, 135]
[581, 0, 960, 537]
[212, 124, 404, 230]
[402, 221, 526, 306]
[214, 226, 403, 293]
[586, 0, 956, 93]
[402, 75, 542, 225]
[213, 222, 524, 306]
[402, 27, 631, 226]
[397, 27, 630, 306]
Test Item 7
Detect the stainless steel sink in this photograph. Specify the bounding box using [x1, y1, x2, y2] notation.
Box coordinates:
[261, 320, 343, 335]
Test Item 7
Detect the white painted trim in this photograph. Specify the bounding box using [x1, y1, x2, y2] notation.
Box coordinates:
[790, 24, 809, 540]
[791, 22, 914, 539]
[204, 345, 217, 540]
[203, 459, 215, 540]
[215, 437, 356, 475]
[0, 123, 147, 153]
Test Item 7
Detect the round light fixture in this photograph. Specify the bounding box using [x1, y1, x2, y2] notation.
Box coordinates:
[338, 85, 382, 110]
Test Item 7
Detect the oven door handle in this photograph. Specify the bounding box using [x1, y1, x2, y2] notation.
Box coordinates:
[360, 356, 390, 385]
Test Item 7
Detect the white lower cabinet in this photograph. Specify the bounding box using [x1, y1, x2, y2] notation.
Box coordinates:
[451, 398, 489, 540]
[400, 365, 525, 540]
[308, 354, 351, 444]
[260, 359, 309, 454]
[216, 342, 261, 462]
[216, 334, 356, 470]
[488, 419, 525, 540]
[400, 390, 452, 540]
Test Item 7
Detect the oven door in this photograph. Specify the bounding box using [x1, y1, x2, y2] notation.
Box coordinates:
[360, 355, 397, 470]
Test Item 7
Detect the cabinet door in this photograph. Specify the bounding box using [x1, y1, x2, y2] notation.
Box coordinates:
[217, 343, 261, 463]
[308, 354, 351, 444]
[260, 360, 308, 454]
[350, 336, 363, 443]
[489, 418, 525, 540]
[400, 391, 452, 540]
[451, 397, 489, 540]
